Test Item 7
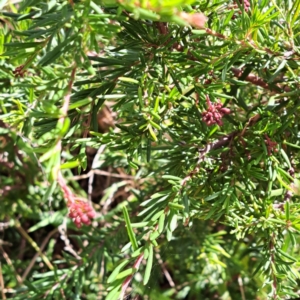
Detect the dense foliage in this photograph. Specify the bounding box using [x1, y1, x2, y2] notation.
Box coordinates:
[1, 0, 300, 299]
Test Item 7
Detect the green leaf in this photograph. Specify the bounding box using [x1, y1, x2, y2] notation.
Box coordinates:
[162, 175, 182, 181]
[118, 77, 139, 84]
[131, 246, 145, 258]
[60, 160, 80, 169]
[168, 210, 177, 232]
[158, 213, 165, 234]
[115, 268, 135, 280]
[143, 244, 153, 285]
[106, 284, 122, 300]
[107, 260, 130, 284]
[123, 206, 139, 251]
[168, 202, 184, 210]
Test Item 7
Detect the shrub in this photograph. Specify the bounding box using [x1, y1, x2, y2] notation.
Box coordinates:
[1, 0, 300, 299]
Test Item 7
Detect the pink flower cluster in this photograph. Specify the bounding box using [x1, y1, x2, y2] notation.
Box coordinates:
[58, 173, 96, 228]
[264, 135, 278, 156]
[237, 0, 250, 12]
[67, 199, 96, 228]
[232, 0, 250, 19]
[202, 96, 231, 126]
[13, 65, 26, 78]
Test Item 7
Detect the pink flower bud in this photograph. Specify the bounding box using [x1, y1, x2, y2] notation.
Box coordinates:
[87, 211, 96, 218]
[67, 198, 96, 227]
[83, 219, 91, 226]
[81, 214, 89, 224]
[75, 216, 81, 224]
[220, 107, 231, 115]
[180, 12, 208, 29]
[69, 210, 78, 218]
[77, 210, 84, 217]
[85, 205, 93, 212]
[216, 119, 223, 126]
[202, 97, 231, 126]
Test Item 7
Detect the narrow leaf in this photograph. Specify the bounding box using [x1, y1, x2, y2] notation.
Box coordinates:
[143, 244, 153, 285]
[123, 206, 138, 251]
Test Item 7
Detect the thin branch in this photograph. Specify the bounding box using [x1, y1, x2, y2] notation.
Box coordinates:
[56, 66, 77, 197]
[88, 144, 106, 202]
[0, 245, 22, 285]
[238, 275, 246, 300]
[58, 219, 81, 260]
[59, 66, 77, 125]
[232, 67, 273, 91]
[180, 109, 263, 189]
[120, 254, 144, 300]
[71, 170, 137, 181]
[15, 221, 54, 271]
[204, 27, 283, 58]
[180, 131, 239, 188]
[205, 28, 226, 39]
[155, 249, 175, 288]
[232, 67, 292, 93]
[21, 228, 58, 283]
[270, 234, 277, 300]
[43, 271, 70, 299]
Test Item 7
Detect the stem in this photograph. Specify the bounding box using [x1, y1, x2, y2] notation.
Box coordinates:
[270, 234, 277, 299]
[15, 221, 54, 271]
[231, 67, 273, 91]
[57, 66, 77, 200]
[0, 245, 22, 285]
[120, 254, 144, 300]
[21, 228, 58, 283]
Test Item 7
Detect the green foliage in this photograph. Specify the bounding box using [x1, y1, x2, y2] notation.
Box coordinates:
[1, 0, 300, 299]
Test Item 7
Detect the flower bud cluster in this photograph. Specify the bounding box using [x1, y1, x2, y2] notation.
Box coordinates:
[67, 199, 96, 228]
[238, 0, 250, 12]
[202, 96, 231, 126]
[264, 135, 278, 156]
[58, 172, 96, 228]
[13, 65, 26, 78]
[232, 0, 250, 19]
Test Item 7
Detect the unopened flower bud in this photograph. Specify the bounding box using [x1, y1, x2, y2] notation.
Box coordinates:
[180, 12, 207, 28]
[81, 214, 90, 224]
[220, 107, 231, 115]
[87, 211, 96, 218]
[67, 198, 96, 228]
[69, 210, 78, 218]
[75, 216, 81, 225]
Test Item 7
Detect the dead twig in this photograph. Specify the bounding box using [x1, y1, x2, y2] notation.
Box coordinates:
[0, 245, 22, 285]
[58, 219, 81, 260]
[238, 275, 246, 300]
[155, 249, 175, 288]
[71, 169, 136, 181]
[88, 144, 106, 202]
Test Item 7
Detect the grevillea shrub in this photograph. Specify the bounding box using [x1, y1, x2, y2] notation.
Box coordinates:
[1, 1, 300, 299]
